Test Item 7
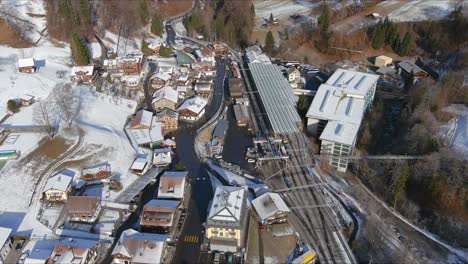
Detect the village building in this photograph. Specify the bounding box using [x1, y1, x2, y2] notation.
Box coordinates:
[177, 96, 208, 121]
[42, 169, 75, 203]
[233, 104, 250, 127]
[287, 67, 301, 83]
[70, 66, 97, 84]
[251, 192, 290, 225]
[153, 147, 172, 167]
[196, 47, 216, 65]
[157, 171, 188, 200]
[306, 69, 379, 172]
[47, 239, 98, 264]
[18, 58, 36, 73]
[205, 186, 248, 253]
[375, 55, 393, 67]
[176, 72, 190, 86]
[175, 50, 195, 67]
[398, 60, 428, 81]
[120, 54, 143, 75]
[67, 196, 101, 223]
[176, 85, 189, 100]
[148, 41, 162, 53]
[155, 108, 179, 132]
[19, 94, 35, 106]
[246, 45, 271, 64]
[213, 41, 228, 55]
[130, 109, 153, 129]
[152, 86, 179, 111]
[228, 78, 244, 98]
[140, 199, 180, 233]
[150, 72, 172, 89]
[81, 162, 111, 181]
[127, 120, 164, 147]
[0, 227, 12, 264]
[130, 153, 152, 175]
[112, 229, 168, 264]
[194, 82, 212, 98]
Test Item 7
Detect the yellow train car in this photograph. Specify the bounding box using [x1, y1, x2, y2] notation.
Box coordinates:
[291, 250, 317, 264]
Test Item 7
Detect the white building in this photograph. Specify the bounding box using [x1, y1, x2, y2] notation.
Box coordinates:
[251, 192, 290, 225]
[245, 45, 271, 64]
[153, 148, 172, 167]
[70, 66, 96, 84]
[306, 69, 379, 172]
[112, 229, 168, 264]
[177, 96, 208, 121]
[0, 227, 12, 264]
[157, 171, 188, 200]
[42, 169, 75, 202]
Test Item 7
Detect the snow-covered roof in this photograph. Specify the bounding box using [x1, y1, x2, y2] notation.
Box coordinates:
[325, 68, 380, 98]
[128, 120, 163, 145]
[398, 60, 428, 75]
[207, 186, 247, 228]
[246, 46, 271, 64]
[176, 85, 189, 92]
[156, 108, 178, 120]
[158, 171, 187, 199]
[152, 86, 178, 104]
[251, 192, 290, 222]
[0, 227, 12, 247]
[131, 156, 148, 171]
[195, 82, 212, 91]
[177, 96, 208, 114]
[154, 147, 171, 164]
[131, 109, 153, 128]
[319, 120, 360, 146]
[71, 66, 94, 77]
[18, 58, 35, 68]
[151, 72, 172, 82]
[43, 169, 75, 193]
[112, 229, 168, 264]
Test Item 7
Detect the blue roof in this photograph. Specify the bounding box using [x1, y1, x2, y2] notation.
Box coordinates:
[162, 171, 188, 178]
[144, 199, 180, 208]
[175, 50, 195, 65]
[154, 147, 171, 154]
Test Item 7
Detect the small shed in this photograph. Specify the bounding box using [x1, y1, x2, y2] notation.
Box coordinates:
[18, 58, 36, 73]
[375, 55, 393, 67]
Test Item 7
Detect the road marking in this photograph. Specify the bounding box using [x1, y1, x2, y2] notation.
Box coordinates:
[183, 235, 199, 243]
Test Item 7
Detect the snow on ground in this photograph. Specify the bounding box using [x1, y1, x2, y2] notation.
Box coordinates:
[387, 0, 452, 22]
[254, 0, 321, 25]
[88, 42, 102, 59]
[0, 45, 71, 118]
[102, 31, 142, 56]
[0, 0, 47, 43]
[94, 209, 120, 236]
[208, 164, 256, 187]
[439, 104, 468, 158]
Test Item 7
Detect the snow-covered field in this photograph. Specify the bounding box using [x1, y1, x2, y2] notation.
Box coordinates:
[386, 0, 452, 22]
[254, 0, 321, 25]
[88, 42, 102, 59]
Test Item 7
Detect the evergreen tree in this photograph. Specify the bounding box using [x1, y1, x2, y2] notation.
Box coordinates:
[140, 0, 149, 24]
[393, 161, 409, 208]
[159, 45, 173, 58]
[79, 0, 91, 28]
[70, 32, 90, 65]
[318, 4, 330, 34]
[264, 30, 275, 54]
[151, 11, 164, 36]
[297, 95, 308, 117]
[398, 32, 413, 56]
[175, 161, 186, 171]
[371, 24, 385, 49]
[392, 33, 401, 53]
[7, 100, 19, 112]
[269, 13, 274, 24]
[284, 28, 289, 40]
[387, 24, 398, 46]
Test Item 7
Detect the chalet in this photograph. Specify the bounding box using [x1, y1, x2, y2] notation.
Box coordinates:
[195, 47, 216, 65]
[130, 153, 152, 175]
[228, 78, 244, 98]
[112, 229, 168, 264]
[176, 85, 189, 100]
[157, 171, 188, 200]
[191, 71, 202, 80]
[18, 58, 36, 73]
[47, 240, 98, 264]
[148, 42, 162, 53]
[152, 86, 179, 111]
[398, 60, 428, 81]
[120, 75, 141, 87]
[130, 109, 153, 129]
[150, 72, 172, 89]
[19, 94, 35, 106]
[140, 199, 180, 233]
[67, 196, 101, 223]
[161, 138, 176, 149]
[251, 192, 290, 225]
[177, 96, 208, 121]
[0, 227, 12, 264]
[81, 162, 111, 181]
[156, 108, 179, 132]
[177, 72, 190, 86]
[194, 82, 212, 98]
[42, 169, 75, 202]
[213, 41, 228, 55]
[191, 61, 214, 72]
[287, 67, 301, 83]
[71, 66, 97, 84]
[153, 147, 172, 167]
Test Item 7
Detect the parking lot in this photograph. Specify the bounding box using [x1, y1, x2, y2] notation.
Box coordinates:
[199, 250, 243, 264]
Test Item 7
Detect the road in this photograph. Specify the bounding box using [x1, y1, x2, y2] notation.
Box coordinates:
[171, 60, 227, 264]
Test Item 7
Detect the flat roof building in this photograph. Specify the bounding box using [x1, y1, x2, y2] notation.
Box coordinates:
[306, 69, 379, 172]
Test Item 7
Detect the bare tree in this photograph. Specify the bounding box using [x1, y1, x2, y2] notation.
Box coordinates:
[54, 83, 81, 128]
[33, 100, 56, 138]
